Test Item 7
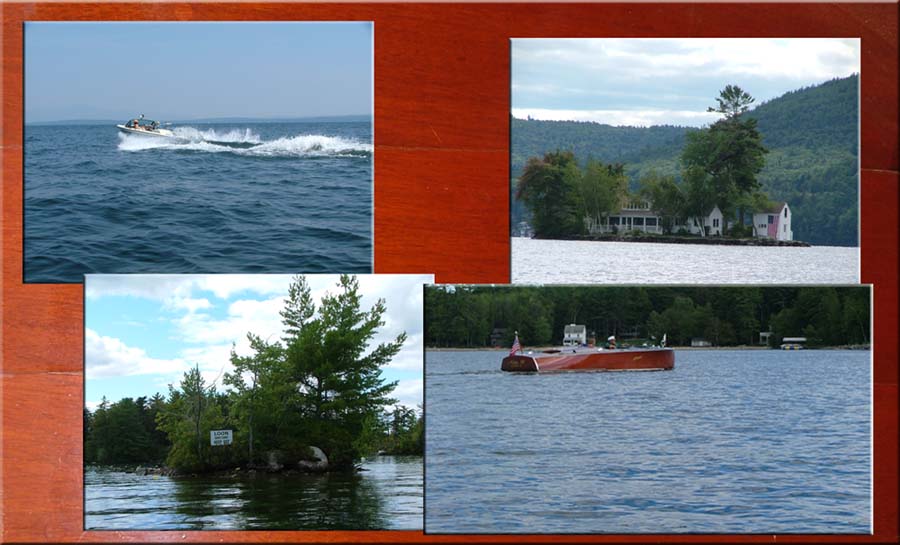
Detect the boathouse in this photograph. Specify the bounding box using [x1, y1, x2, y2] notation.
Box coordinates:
[752, 202, 793, 241]
[781, 336, 806, 350]
[563, 324, 587, 346]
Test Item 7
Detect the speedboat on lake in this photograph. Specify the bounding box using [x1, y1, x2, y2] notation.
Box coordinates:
[501, 331, 674, 372]
[502, 346, 675, 372]
[116, 115, 175, 138]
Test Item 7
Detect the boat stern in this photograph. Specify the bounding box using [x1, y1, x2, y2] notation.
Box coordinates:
[501, 354, 539, 372]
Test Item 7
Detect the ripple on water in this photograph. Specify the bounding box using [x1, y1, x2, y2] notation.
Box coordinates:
[511, 238, 859, 284]
[425, 349, 871, 534]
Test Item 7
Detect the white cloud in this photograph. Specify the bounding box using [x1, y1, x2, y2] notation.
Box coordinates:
[88, 274, 431, 402]
[391, 378, 423, 409]
[174, 295, 287, 347]
[514, 38, 859, 82]
[512, 38, 860, 126]
[85, 328, 186, 379]
[85, 275, 433, 405]
[85, 274, 294, 302]
[384, 332, 424, 372]
[166, 296, 212, 313]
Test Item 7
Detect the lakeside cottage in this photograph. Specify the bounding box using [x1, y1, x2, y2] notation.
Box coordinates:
[563, 324, 587, 346]
[752, 202, 793, 242]
[587, 200, 792, 241]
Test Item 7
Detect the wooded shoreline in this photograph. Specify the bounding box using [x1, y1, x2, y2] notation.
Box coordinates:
[531, 234, 812, 247]
[428, 345, 870, 352]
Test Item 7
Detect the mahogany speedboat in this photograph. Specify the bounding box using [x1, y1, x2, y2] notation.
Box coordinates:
[501, 346, 674, 373]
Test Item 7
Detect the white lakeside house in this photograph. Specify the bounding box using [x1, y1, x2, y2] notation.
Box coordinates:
[752, 202, 793, 241]
[563, 324, 587, 346]
[586, 200, 724, 237]
[586, 200, 790, 241]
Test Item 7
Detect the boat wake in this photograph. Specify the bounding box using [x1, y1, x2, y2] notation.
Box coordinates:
[117, 127, 372, 158]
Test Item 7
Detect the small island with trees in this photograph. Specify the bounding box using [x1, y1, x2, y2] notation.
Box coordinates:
[514, 79, 859, 247]
[85, 275, 423, 477]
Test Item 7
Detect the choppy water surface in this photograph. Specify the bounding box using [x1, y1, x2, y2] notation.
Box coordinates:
[425, 349, 871, 534]
[85, 455, 422, 530]
[25, 122, 372, 282]
[512, 238, 859, 284]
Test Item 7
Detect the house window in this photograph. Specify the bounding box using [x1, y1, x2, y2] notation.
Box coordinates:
[610, 217, 620, 225]
[646, 217, 657, 226]
[768, 215, 775, 224]
[713, 218, 719, 228]
[633, 217, 644, 226]
[784, 208, 788, 218]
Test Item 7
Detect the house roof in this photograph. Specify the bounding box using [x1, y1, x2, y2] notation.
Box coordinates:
[758, 201, 788, 214]
[564, 324, 586, 334]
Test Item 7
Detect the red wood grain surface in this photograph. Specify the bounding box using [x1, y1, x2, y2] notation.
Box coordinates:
[2, 2, 898, 543]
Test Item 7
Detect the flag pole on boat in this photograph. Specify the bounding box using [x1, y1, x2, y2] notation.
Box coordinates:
[510, 331, 521, 356]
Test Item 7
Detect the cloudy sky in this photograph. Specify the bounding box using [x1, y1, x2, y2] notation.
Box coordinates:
[512, 38, 860, 127]
[85, 274, 429, 411]
[26, 22, 372, 122]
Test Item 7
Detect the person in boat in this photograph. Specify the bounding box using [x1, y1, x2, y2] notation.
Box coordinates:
[607, 335, 616, 349]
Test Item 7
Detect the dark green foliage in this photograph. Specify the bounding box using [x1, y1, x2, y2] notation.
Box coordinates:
[516, 151, 584, 237]
[85, 275, 409, 472]
[516, 151, 628, 238]
[156, 366, 233, 472]
[682, 93, 769, 228]
[511, 75, 859, 246]
[425, 285, 870, 349]
[381, 406, 424, 455]
[708, 84, 755, 118]
[638, 172, 685, 233]
[85, 396, 171, 465]
[283, 275, 403, 469]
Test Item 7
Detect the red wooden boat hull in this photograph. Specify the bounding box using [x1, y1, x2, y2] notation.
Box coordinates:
[501, 347, 674, 372]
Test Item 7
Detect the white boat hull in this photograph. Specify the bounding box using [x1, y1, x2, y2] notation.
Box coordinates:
[116, 125, 176, 138]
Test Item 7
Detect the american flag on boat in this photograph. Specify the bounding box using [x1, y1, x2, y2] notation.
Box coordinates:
[509, 333, 521, 355]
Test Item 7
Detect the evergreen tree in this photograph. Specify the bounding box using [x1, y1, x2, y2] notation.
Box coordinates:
[156, 365, 228, 472]
[224, 334, 288, 465]
[284, 275, 403, 468]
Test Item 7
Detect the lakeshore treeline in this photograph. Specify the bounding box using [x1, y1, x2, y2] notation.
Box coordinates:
[85, 275, 423, 471]
[425, 286, 870, 349]
[511, 75, 859, 246]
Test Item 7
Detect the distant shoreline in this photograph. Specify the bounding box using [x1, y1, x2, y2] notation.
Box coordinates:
[531, 234, 812, 247]
[26, 114, 371, 126]
[428, 345, 870, 351]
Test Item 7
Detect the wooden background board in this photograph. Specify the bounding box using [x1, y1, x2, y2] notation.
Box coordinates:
[1, 2, 897, 543]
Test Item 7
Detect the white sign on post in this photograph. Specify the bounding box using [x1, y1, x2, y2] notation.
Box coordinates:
[210, 429, 233, 446]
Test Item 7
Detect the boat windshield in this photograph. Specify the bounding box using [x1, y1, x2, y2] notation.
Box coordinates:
[125, 117, 162, 129]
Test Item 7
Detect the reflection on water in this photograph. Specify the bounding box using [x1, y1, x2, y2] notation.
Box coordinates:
[85, 455, 422, 530]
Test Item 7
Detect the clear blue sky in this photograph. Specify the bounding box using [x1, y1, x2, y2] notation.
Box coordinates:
[25, 22, 372, 122]
[85, 274, 429, 411]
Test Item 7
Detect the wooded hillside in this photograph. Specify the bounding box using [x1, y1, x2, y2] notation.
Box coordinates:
[511, 75, 859, 246]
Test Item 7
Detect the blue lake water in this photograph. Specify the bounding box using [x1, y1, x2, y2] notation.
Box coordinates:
[25, 122, 372, 282]
[512, 237, 859, 284]
[425, 349, 871, 534]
